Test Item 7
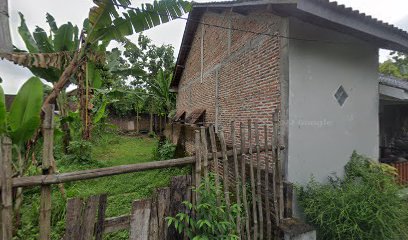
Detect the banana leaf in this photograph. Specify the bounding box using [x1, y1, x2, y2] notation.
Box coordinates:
[18, 12, 39, 53]
[0, 86, 6, 134]
[9, 77, 43, 145]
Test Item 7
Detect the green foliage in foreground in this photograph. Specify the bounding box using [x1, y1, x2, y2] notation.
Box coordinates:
[167, 175, 241, 240]
[16, 133, 190, 240]
[298, 152, 408, 240]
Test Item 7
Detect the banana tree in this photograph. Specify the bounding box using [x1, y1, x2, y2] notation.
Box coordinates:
[0, 77, 44, 230]
[1, 0, 191, 140]
[16, 12, 82, 150]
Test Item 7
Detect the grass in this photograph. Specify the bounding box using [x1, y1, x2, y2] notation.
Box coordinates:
[17, 132, 190, 240]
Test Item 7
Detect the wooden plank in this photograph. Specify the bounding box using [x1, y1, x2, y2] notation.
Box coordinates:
[218, 130, 231, 212]
[168, 176, 191, 240]
[13, 146, 273, 189]
[200, 127, 209, 183]
[40, 105, 54, 240]
[194, 130, 201, 203]
[254, 122, 264, 239]
[208, 124, 221, 205]
[271, 114, 279, 227]
[95, 194, 107, 240]
[149, 197, 159, 240]
[129, 199, 151, 240]
[157, 188, 170, 240]
[1, 137, 12, 240]
[240, 123, 251, 240]
[248, 119, 258, 240]
[64, 198, 84, 240]
[230, 121, 241, 235]
[103, 215, 130, 233]
[13, 156, 196, 188]
[273, 113, 285, 222]
[264, 125, 272, 240]
[80, 195, 100, 240]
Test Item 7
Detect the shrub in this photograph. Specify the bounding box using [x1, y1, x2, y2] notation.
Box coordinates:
[297, 151, 408, 240]
[153, 140, 176, 160]
[66, 140, 93, 164]
[166, 175, 241, 240]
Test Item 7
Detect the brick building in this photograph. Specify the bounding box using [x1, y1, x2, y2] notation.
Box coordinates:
[170, 0, 408, 190]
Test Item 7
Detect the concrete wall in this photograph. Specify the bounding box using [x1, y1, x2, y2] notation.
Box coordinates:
[287, 18, 379, 185]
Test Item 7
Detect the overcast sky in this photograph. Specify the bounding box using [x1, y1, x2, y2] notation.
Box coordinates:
[1, 0, 407, 94]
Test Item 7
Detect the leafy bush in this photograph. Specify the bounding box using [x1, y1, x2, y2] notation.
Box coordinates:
[298, 152, 408, 240]
[154, 140, 176, 160]
[166, 175, 241, 240]
[66, 140, 93, 163]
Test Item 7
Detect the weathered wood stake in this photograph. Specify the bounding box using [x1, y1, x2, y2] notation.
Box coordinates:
[218, 129, 231, 212]
[273, 112, 284, 222]
[1, 137, 12, 240]
[200, 127, 209, 184]
[240, 123, 251, 240]
[230, 121, 241, 235]
[208, 125, 221, 205]
[39, 104, 54, 240]
[264, 125, 272, 240]
[248, 120, 258, 240]
[194, 130, 201, 203]
[255, 122, 264, 239]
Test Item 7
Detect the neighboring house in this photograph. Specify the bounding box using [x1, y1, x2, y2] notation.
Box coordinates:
[170, 0, 408, 190]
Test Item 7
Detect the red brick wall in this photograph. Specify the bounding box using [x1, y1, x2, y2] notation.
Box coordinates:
[176, 10, 282, 153]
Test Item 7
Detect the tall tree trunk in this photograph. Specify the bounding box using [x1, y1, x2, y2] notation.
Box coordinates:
[136, 109, 139, 133]
[56, 93, 71, 153]
[0, 0, 12, 53]
[149, 111, 153, 133]
[159, 115, 162, 135]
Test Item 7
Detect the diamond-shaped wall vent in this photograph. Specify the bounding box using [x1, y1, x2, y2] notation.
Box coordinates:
[334, 85, 348, 106]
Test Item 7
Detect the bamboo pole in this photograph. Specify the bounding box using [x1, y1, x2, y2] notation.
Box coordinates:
[230, 121, 241, 235]
[200, 127, 209, 182]
[248, 119, 258, 240]
[264, 125, 272, 239]
[13, 146, 273, 189]
[255, 122, 264, 239]
[218, 129, 231, 211]
[39, 104, 54, 240]
[208, 124, 221, 206]
[194, 130, 202, 204]
[271, 115, 279, 227]
[240, 123, 251, 240]
[1, 137, 12, 240]
[273, 113, 284, 222]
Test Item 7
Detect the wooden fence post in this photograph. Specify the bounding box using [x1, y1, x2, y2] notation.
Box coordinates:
[230, 121, 241, 235]
[1, 137, 12, 240]
[254, 122, 264, 239]
[248, 120, 258, 240]
[208, 125, 221, 206]
[200, 127, 209, 183]
[194, 130, 201, 203]
[39, 104, 54, 240]
[264, 125, 272, 240]
[218, 129, 231, 212]
[239, 123, 251, 240]
[273, 112, 284, 222]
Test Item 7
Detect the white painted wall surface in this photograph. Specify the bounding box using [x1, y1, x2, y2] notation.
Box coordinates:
[287, 18, 379, 185]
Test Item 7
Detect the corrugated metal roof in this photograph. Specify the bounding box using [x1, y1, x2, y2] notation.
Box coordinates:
[379, 74, 408, 91]
[172, 0, 408, 88]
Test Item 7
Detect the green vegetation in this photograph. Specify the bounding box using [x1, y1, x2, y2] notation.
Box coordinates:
[298, 152, 408, 240]
[379, 52, 408, 79]
[167, 175, 241, 240]
[17, 133, 189, 240]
